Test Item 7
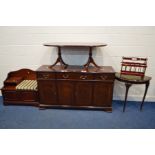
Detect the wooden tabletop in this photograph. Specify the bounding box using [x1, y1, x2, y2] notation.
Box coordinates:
[43, 42, 107, 47]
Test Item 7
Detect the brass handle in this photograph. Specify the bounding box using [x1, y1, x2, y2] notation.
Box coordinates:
[62, 74, 69, 79]
[42, 74, 49, 79]
[80, 75, 87, 80]
[100, 75, 108, 80]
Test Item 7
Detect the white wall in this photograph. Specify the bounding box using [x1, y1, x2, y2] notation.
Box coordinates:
[0, 26, 155, 101]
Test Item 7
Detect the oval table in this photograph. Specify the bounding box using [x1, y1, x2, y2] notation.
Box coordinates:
[44, 42, 107, 70]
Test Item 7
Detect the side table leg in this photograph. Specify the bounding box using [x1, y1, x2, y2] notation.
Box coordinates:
[140, 81, 150, 111]
[123, 83, 132, 112]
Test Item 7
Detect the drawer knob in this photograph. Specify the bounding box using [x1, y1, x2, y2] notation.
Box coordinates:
[80, 75, 87, 80]
[62, 74, 69, 79]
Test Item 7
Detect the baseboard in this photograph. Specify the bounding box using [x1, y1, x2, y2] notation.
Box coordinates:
[113, 95, 155, 102]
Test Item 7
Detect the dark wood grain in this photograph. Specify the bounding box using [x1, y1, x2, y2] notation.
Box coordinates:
[1, 69, 39, 106]
[37, 65, 115, 111]
[43, 42, 107, 69]
[1, 66, 115, 112]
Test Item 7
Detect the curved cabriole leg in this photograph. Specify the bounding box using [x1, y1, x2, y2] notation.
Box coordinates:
[123, 83, 132, 112]
[140, 81, 150, 111]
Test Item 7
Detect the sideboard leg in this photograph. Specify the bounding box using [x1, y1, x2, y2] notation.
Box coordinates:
[140, 81, 150, 111]
[123, 83, 132, 112]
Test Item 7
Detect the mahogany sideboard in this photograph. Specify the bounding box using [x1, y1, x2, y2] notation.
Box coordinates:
[37, 65, 115, 112]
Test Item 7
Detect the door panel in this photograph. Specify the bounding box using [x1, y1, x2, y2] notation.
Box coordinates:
[57, 81, 74, 105]
[38, 80, 57, 105]
[75, 82, 92, 106]
[93, 82, 113, 107]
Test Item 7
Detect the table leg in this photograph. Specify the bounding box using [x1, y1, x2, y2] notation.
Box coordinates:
[140, 81, 150, 111]
[49, 46, 68, 69]
[123, 83, 132, 112]
[83, 47, 100, 70]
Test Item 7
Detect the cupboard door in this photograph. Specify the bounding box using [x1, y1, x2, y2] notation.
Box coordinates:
[57, 81, 74, 105]
[93, 82, 113, 107]
[38, 80, 57, 105]
[75, 82, 92, 106]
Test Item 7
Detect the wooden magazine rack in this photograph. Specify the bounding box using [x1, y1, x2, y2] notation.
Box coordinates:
[121, 57, 147, 78]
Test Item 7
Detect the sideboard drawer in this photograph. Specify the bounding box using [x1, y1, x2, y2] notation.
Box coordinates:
[93, 74, 114, 81]
[56, 72, 93, 80]
[37, 72, 55, 79]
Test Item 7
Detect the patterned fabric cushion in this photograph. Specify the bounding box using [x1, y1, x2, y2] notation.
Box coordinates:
[16, 80, 37, 91]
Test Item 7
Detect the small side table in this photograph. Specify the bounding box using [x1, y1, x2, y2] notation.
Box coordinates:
[115, 73, 151, 112]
